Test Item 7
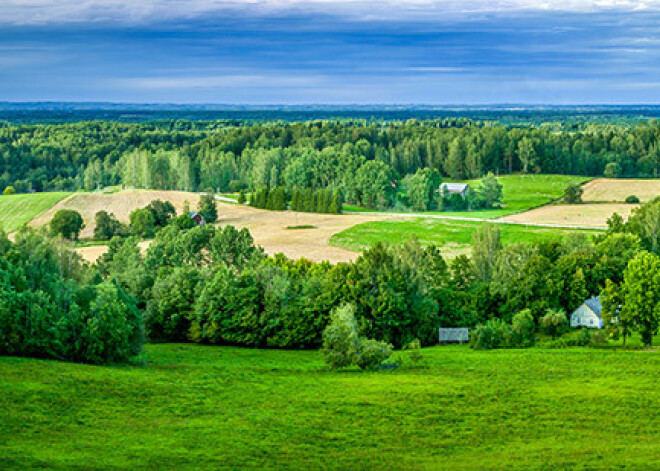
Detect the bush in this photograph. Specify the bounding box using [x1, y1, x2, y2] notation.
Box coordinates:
[625, 195, 640, 204]
[511, 309, 536, 347]
[130, 208, 156, 238]
[541, 309, 568, 339]
[562, 183, 584, 204]
[94, 210, 125, 240]
[470, 318, 513, 350]
[322, 304, 393, 370]
[3, 186, 15, 195]
[539, 328, 592, 349]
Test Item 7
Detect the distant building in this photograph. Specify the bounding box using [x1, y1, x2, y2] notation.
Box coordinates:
[439, 328, 469, 344]
[188, 211, 206, 226]
[440, 183, 469, 197]
[570, 296, 603, 329]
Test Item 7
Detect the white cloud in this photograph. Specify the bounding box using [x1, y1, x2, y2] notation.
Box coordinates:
[111, 74, 324, 90]
[3, 0, 660, 25]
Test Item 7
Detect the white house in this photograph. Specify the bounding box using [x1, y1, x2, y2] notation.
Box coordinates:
[570, 296, 603, 329]
[440, 183, 469, 197]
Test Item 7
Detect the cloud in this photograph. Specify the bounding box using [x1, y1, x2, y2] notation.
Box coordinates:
[111, 74, 324, 90]
[3, 0, 660, 25]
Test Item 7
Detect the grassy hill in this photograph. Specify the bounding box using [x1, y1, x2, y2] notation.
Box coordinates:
[0, 192, 71, 233]
[330, 218, 601, 256]
[2, 343, 659, 469]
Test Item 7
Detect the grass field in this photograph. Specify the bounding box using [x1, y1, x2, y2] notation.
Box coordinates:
[500, 203, 638, 229]
[2, 343, 659, 469]
[330, 218, 600, 255]
[0, 192, 71, 233]
[345, 175, 589, 218]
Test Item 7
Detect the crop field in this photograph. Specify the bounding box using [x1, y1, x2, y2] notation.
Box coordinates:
[581, 178, 660, 203]
[2, 343, 659, 470]
[500, 203, 637, 229]
[0, 192, 71, 233]
[330, 218, 600, 255]
[29, 190, 204, 239]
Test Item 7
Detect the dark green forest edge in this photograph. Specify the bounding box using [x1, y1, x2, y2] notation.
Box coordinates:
[2, 117, 660, 212]
[3, 192, 660, 364]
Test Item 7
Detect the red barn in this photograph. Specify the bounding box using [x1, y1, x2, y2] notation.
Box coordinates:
[188, 211, 206, 226]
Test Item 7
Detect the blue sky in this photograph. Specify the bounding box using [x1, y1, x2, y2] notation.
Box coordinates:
[2, 1, 660, 104]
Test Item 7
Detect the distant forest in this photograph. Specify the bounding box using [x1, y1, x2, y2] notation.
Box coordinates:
[2, 116, 660, 208]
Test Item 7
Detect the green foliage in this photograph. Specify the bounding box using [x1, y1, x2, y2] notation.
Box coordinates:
[94, 210, 125, 240]
[604, 162, 622, 178]
[129, 208, 156, 238]
[322, 304, 393, 370]
[511, 309, 536, 347]
[3, 185, 15, 195]
[541, 309, 568, 339]
[470, 319, 513, 350]
[625, 195, 640, 203]
[562, 183, 584, 204]
[50, 209, 84, 240]
[198, 193, 218, 222]
[0, 231, 144, 364]
[403, 168, 441, 211]
[237, 190, 246, 204]
[171, 213, 196, 230]
[145, 199, 176, 227]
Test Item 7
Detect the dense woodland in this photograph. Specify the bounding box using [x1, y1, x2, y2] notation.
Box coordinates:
[3, 196, 660, 363]
[3, 119, 660, 209]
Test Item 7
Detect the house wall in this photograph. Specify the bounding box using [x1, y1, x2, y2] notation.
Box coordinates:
[570, 305, 603, 329]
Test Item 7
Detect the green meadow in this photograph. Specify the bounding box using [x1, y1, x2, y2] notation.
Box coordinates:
[0, 192, 70, 233]
[330, 218, 600, 254]
[1, 343, 659, 470]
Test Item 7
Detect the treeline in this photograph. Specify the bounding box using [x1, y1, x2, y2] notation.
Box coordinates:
[4, 119, 660, 208]
[4, 197, 660, 365]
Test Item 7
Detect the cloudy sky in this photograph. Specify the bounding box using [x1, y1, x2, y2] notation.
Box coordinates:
[2, 0, 660, 104]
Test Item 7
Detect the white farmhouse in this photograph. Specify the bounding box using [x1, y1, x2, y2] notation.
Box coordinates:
[440, 183, 469, 197]
[570, 296, 603, 329]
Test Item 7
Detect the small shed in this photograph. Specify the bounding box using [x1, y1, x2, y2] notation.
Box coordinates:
[570, 296, 603, 329]
[188, 211, 206, 226]
[440, 183, 469, 197]
[439, 328, 469, 344]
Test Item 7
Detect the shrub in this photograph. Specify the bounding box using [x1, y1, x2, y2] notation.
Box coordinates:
[470, 318, 513, 350]
[3, 186, 15, 195]
[94, 210, 125, 240]
[130, 208, 156, 238]
[562, 183, 583, 204]
[322, 304, 393, 370]
[198, 193, 218, 222]
[625, 195, 640, 204]
[511, 309, 536, 347]
[541, 309, 568, 339]
[540, 328, 592, 349]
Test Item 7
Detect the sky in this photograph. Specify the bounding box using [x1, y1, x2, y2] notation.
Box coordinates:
[2, 1, 660, 104]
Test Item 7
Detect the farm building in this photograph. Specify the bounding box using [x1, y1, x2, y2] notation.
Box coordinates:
[440, 183, 469, 197]
[439, 328, 469, 343]
[570, 296, 603, 329]
[188, 211, 206, 226]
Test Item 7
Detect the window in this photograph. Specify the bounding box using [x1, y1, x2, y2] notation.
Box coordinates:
[590, 319, 594, 326]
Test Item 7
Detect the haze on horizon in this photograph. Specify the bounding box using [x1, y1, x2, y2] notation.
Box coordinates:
[2, 1, 660, 105]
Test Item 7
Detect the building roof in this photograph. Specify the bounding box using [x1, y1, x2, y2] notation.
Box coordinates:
[441, 183, 469, 192]
[584, 296, 602, 317]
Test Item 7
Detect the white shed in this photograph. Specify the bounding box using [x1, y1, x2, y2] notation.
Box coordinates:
[570, 296, 603, 329]
[440, 183, 469, 197]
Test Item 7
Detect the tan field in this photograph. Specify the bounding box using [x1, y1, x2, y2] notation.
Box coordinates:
[27, 190, 395, 263]
[582, 178, 660, 203]
[500, 203, 638, 228]
[30, 190, 203, 239]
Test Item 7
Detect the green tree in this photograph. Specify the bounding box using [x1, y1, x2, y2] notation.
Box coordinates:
[3, 186, 15, 195]
[615, 251, 660, 346]
[563, 183, 584, 204]
[477, 172, 503, 209]
[511, 309, 536, 347]
[237, 190, 246, 205]
[145, 200, 176, 227]
[517, 137, 536, 174]
[355, 160, 395, 209]
[198, 193, 218, 222]
[472, 224, 502, 283]
[541, 308, 568, 340]
[129, 208, 156, 238]
[50, 209, 85, 240]
[604, 162, 621, 178]
[94, 211, 125, 240]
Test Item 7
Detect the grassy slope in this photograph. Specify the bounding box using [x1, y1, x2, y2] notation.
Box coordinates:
[0, 192, 71, 233]
[345, 174, 589, 218]
[2, 344, 659, 469]
[330, 218, 600, 253]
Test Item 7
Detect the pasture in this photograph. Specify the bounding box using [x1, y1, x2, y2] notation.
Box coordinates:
[0, 192, 71, 233]
[330, 218, 600, 255]
[1, 343, 659, 470]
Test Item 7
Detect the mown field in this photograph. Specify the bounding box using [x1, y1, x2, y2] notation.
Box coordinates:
[1, 343, 659, 470]
[0, 192, 71, 233]
[330, 218, 601, 255]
